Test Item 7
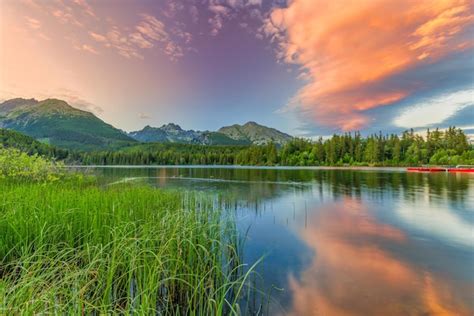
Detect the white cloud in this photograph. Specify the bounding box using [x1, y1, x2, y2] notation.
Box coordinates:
[394, 89, 473, 128]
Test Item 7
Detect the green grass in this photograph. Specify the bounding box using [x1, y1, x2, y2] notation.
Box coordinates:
[0, 181, 254, 314]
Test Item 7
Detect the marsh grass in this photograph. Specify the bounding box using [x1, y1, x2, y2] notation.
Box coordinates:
[0, 182, 257, 314]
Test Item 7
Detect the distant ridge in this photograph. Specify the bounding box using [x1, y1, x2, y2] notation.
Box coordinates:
[218, 121, 293, 146]
[128, 121, 293, 145]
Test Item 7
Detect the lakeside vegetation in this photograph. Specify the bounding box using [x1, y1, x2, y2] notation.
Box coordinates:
[1, 127, 473, 167]
[0, 147, 257, 314]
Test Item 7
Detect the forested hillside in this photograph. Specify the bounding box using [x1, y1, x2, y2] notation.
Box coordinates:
[0, 129, 69, 160]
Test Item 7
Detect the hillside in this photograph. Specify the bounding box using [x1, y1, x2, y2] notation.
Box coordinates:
[0, 98, 136, 151]
[218, 121, 293, 145]
[0, 128, 70, 159]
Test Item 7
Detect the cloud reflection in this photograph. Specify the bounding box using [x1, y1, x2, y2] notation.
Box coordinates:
[287, 198, 471, 316]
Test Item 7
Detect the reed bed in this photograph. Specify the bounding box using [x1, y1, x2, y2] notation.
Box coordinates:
[0, 181, 254, 315]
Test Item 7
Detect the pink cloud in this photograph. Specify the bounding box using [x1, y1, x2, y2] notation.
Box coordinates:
[80, 44, 99, 55]
[25, 16, 41, 29]
[89, 31, 107, 42]
[85, 13, 191, 61]
[265, 0, 474, 131]
[73, 0, 96, 18]
[51, 9, 83, 27]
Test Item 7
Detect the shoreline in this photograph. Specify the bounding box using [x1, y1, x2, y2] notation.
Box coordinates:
[66, 165, 408, 172]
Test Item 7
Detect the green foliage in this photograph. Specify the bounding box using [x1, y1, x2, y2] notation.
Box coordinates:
[74, 127, 472, 167]
[2, 125, 472, 167]
[0, 147, 66, 182]
[0, 128, 69, 159]
[0, 182, 257, 314]
[0, 144, 259, 314]
[429, 149, 474, 165]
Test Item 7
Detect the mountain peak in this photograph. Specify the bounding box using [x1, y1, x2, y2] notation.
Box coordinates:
[218, 121, 292, 145]
[160, 123, 184, 133]
[243, 121, 259, 126]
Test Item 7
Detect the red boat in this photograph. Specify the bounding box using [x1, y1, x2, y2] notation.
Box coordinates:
[407, 165, 474, 173]
[448, 165, 474, 173]
[407, 167, 447, 172]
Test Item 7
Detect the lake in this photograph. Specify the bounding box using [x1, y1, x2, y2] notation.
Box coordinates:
[85, 166, 474, 315]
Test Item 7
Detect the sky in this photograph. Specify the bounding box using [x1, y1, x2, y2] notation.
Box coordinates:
[0, 0, 473, 136]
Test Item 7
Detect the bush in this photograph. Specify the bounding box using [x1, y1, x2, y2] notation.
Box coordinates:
[0, 147, 65, 182]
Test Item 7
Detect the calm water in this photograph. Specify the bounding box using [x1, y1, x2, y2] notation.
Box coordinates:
[86, 166, 474, 315]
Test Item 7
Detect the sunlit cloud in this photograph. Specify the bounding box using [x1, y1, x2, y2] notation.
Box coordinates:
[24, 16, 41, 29]
[80, 44, 99, 55]
[394, 89, 473, 129]
[89, 31, 107, 43]
[51, 8, 84, 27]
[73, 0, 96, 19]
[264, 0, 474, 131]
[5, 0, 471, 133]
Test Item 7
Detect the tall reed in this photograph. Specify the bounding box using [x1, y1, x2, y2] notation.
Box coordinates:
[0, 182, 254, 314]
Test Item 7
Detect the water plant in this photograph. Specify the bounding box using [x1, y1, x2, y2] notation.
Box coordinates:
[0, 182, 255, 314]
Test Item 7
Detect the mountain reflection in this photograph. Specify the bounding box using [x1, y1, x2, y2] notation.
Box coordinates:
[287, 198, 472, 316]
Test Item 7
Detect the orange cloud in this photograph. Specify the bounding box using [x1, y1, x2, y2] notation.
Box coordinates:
[287, 198, 472, 315]
[265, 0, 474, 130]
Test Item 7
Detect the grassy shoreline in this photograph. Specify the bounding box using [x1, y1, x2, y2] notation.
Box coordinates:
[0, 180, 255, 314]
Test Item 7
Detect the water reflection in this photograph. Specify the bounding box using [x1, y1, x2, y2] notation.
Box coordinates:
[287, 198, 472, 316]
[86, 167, 474, 315]
[91, 167, 473, 205]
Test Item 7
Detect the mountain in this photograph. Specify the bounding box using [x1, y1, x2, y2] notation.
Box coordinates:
[218, 121, 293, 145]
[0, 98, 135, 151]
[128, 124, 247, 145]
[128, 121, 292, 145]
[129, 123, 201, 143]
[0, 97, 292, 150]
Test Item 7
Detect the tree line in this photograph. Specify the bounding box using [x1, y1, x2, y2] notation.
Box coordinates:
[2, 127, 473, 166]
[77, 127, 473, 166]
